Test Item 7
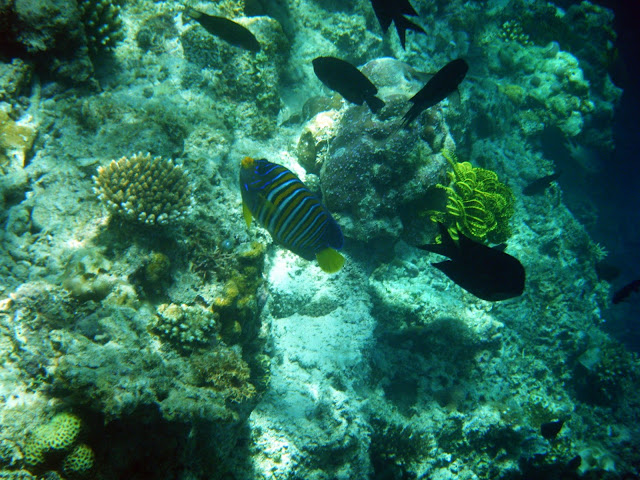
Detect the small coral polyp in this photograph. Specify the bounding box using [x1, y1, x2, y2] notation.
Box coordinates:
[93, 152, 192, 226]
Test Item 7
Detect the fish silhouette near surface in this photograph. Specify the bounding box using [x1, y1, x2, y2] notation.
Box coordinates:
[369, 0, 426, 49]
[402, 58, 468, 128]
[239, 156, 345, 273]
[312, 56, 385, 114]
[540, 419, 564, 440]
[184, 7, 260, 52]
[523, 171, 562, 196]
[417, 223, 525, 301]
[613, 278, 640, 304]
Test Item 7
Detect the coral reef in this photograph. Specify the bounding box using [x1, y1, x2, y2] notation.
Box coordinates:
[152, 303, 220, 353]
[24, 413, 82, 466]
[62, 443, 94, 478]
[318, 57, 453, 243]
[23, 412, 95, 478]
[497, 20, 532, 46]
[190, 346, 256, 403]
[77, 0, 124, 58]
[430, 149, 515, 244]
[180, 13, 288, 138]
[0, 0, 637, 479]
[93, 153, 193, 226]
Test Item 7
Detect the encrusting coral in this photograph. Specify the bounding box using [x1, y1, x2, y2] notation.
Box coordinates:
[431, 150, 514, 244]
[93, 152, 192, 226]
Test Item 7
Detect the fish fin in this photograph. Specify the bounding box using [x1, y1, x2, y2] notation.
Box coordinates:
[493, 243, 507, 252]
[416, 223, 458, 258]
[316, 248, 345, 273]
[366, 95, 386, 114]
[395, 15, 426, 49]
[401, 105, 417, 129]
[242, 202, 252, 228]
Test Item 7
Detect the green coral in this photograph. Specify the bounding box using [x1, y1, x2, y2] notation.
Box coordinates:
[62, 443, 95, 478]
[432, 150, 515, 244]
[497, 20, 532, 46]
[24, 413, 83, 467]
[78, 0, 125, 57]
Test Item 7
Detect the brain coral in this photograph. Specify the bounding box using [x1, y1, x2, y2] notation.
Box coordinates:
[93, 152, 192, 225]
[62, 443, 95, 477]
[24, 412, 83, 466]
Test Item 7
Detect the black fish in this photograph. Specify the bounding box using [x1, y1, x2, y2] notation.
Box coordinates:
[613, 278, 640, 304]
[567, 455, 582, 471]
[184, 7, 260, 52]
[312, 57, 385, 113]
[417, 223, 525, 302]
[369, 0, 426, 49]
[523, 171, 562, 196]
[402, 58, 468, 127]
[540, 419, 564, 440]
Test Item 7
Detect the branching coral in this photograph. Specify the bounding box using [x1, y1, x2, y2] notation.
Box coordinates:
[152, 303, 219, 353]
[93, 152, 192, 226]
[77, 0, 125, 57]
[432, 150, 514, 244]
[497, 20, 532, 46]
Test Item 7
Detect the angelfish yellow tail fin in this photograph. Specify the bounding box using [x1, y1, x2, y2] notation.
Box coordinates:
[316, 248, 345, 273]
[243, 202, 253, 228]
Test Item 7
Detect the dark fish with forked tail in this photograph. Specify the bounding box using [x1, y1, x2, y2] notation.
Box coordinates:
[312, 57, 385, 114]
[541, 419, 564, 440]
[417, 223, 525, 301]
[523, 171, 562, 196]
[369, 0, 426, 49]
[184, 7, 260, 52]
[402, 58, 468, 127]
[613, 278, 640, 304]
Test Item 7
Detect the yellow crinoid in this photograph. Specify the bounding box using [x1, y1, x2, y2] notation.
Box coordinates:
[432, 149, 515, 244]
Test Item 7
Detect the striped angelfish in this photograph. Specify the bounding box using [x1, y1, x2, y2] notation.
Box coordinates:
[239, 156, 345, 273]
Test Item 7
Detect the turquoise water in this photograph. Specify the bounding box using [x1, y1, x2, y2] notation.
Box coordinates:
[0, 0, 638, 479]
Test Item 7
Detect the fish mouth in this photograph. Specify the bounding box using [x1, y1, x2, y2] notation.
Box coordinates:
[241, 156, 255, 169]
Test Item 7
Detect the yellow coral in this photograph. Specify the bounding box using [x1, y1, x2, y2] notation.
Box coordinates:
[62, 443, 95, 478]
[433, 150, 514, 243]
[0, 107, 37, 170]
[24, 413, 83, 466]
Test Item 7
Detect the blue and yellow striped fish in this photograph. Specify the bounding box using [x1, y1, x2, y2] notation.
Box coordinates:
[239, 156, 345, 273]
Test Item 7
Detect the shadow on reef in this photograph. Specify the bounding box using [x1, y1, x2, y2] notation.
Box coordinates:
[62, 405, 258, 480]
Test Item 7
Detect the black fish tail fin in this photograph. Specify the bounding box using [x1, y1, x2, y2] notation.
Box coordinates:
[365, 95, 385, 114]
[400, 105, 418, 129]
[417, 223, 458, 259]
[395, 15, 426, 49]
